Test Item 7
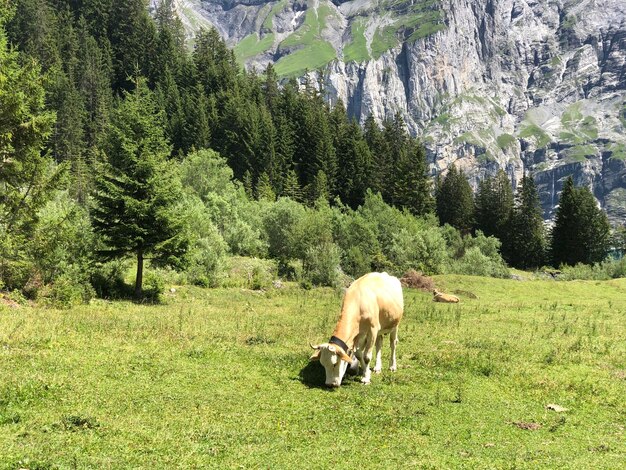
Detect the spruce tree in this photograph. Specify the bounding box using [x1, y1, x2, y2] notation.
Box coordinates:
[282, 169, 303, 202]
[475, 170, 514, 255]
[393, 140, 434, 216]
[435, 165, 474, 233]
[0, 7, 59, 286]
[551, 177, 610, 266]
[92, 77, 186, 299]
[508, 175, 546, 269]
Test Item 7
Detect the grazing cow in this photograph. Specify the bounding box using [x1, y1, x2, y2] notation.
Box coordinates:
[432, 289, 460, 303]
[309, 272, 404, 387]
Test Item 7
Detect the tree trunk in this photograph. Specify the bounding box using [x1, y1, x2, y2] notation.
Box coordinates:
[134, 249, 144, 300]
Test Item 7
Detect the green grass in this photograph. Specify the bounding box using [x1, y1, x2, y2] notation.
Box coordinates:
[1, 275, 625, 467]
[274, 41, 336, 77]
[275, 4, 337, 76]
[519, 123, 551, 148]
[608, 143, 626, 160]
[343, 18, 369, 63]
[566, 144, 597, 161]
[234, 33, 275, 62]
[497, 133, 517, 150]
[262, 0, 288, 31]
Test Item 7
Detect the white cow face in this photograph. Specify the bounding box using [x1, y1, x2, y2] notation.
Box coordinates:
[310, 344, 352, 387]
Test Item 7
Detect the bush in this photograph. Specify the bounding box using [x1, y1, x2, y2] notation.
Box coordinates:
[179, 194, 228, 287]
[262, 197, 307, 265]
[448, 246, 510, 278]
[558, 258, 626, 280]
[388, 226, 448, 275]
[40, 265, 95, 309]
[143, 270, 166, 302]
[302, 242, 342, 288]
[222, 257, 278, 288]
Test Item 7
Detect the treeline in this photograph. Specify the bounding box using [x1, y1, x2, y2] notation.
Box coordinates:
[6, 0, 432, 212]
[1, 0, 624, 306]
[437, 167, 619, 270]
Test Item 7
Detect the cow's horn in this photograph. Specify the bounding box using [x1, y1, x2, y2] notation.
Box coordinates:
[310, 343, 320, 350]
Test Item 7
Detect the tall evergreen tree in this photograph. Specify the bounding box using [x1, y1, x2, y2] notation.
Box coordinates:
[508, 175, 546, 269]
[92, 77, 186, 299]
[393, 140, 434, 216]
[0, 5, 59, 286]
[109, 0, 157, 91]
[435, 165, 474, 233]
[475, 170, 514, 258]
[551, 177, 610, 266]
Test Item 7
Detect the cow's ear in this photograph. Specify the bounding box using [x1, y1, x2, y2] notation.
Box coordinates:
[309, 349, 321, 361]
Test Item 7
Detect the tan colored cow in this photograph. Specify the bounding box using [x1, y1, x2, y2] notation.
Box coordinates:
[310, 272, 404, 387]
[433, 289, 460, 303]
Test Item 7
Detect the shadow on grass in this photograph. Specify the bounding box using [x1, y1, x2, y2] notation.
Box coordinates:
[297, 361, 361, 390]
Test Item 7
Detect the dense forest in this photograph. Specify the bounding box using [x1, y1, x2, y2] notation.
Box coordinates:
[1, 0, 624, 306]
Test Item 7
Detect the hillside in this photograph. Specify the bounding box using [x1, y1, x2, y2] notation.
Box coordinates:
[161, 0, 626, 221]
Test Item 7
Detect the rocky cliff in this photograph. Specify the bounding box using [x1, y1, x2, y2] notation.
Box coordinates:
[157, 0, 626, 222]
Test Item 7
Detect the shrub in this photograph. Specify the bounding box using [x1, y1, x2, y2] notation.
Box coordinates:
[40, 265, 95, 309]
[143, 270, 166, 302]
[262, 197, 307, 266]
[388, 227, 448, 275]
[222, 257, 278, 288]
[302, 242, 342, 288]
[448, 246, 509, 278]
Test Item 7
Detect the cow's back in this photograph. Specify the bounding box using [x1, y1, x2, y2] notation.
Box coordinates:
[345, 272, 404, 330]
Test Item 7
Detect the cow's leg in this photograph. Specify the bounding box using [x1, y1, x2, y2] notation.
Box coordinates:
[373, 334, 384, 374]
[361, 329, 377, 384]
[389, 327, 399, 372]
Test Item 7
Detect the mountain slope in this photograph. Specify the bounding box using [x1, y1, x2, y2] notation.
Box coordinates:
[162, 0, 626, 222]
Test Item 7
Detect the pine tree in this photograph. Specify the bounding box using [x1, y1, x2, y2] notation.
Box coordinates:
[475, 170, 514, 255]
[393, 140, 434, 216]
[92, 77, 186, 299]
[109, 0, 157, 91]
[435, 165, 474, 233]
[307, 170, 330, 204]
[364, 114, 390, 198]
[508, 175, 546, 269]
[0, 6, 59, 286]
[282, 169, 303, 202]
[551, 177, 610, 266]
[256, 172, 276, 201]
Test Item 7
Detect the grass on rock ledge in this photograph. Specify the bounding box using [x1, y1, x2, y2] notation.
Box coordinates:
[0, 275, 625, 468]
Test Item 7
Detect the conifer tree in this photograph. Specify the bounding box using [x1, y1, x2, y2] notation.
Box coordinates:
[109, 0, 157, 91]
[475, 170, 514, 258]
[435, 165, 474, 233]
[508, 175, 546, 269]
[393, 140, 434, 216]
[0, 4, 59, 286]
[551, 177, 610, 266]
[92, 77, 186, 299]
[282, 169, 303, 202]
[256, 172, 276, 201]
[364, 114, 390, 198]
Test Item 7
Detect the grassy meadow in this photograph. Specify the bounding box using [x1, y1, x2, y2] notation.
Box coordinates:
[1, 274, 625, 468]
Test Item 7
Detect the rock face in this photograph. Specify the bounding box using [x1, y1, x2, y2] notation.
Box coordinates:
[160, 0, 626, 222]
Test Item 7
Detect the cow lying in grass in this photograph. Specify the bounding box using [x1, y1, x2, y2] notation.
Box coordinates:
[310, 272, 404, 387]
[433, 289, 460, 303]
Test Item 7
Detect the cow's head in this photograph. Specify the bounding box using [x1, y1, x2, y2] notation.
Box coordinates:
[310, 343, 352, 387]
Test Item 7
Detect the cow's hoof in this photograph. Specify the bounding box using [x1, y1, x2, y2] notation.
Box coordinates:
[373, 367, 382, 374]
[389, 366, 397, 372]
[361, 378, 371, 385]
